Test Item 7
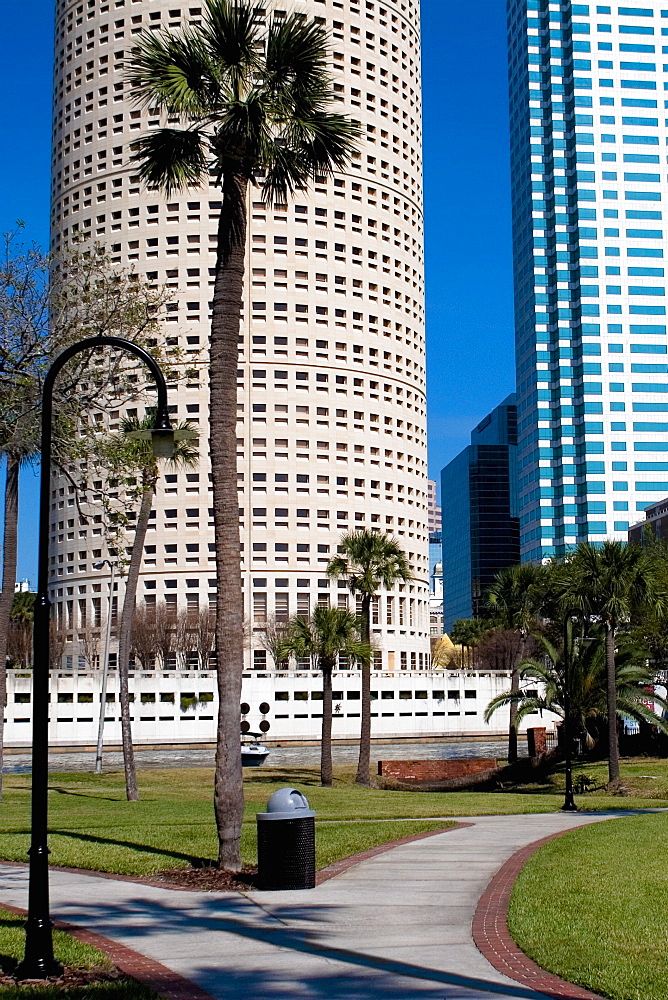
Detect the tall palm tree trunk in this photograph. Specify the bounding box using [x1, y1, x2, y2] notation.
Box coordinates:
[508, 674, 519, 765]
[356, 593, 372, 786]
[605, 621, 620, 789]
[0, 457, 19, 801]
[507, 631, 526, 765]
[117, 482, 153, 801]
[211, 173, 248, 871]
[321, 659, 333, 787]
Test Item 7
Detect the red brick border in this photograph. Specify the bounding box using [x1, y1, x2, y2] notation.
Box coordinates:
[472, 830, 604, 999]
[0, 823, 466, 996]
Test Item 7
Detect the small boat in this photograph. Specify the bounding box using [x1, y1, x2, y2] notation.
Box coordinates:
[241, 733, 271, 767]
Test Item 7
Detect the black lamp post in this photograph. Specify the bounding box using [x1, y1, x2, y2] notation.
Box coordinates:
[561, 614, 578, 813]
[16, 336, 174, 980]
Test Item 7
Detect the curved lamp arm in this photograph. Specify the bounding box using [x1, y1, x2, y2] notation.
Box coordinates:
[17, 335, 172, 980]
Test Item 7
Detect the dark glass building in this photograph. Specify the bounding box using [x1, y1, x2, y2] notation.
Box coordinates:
[628, 497, 668, 546]
[441, 395, 520, 632]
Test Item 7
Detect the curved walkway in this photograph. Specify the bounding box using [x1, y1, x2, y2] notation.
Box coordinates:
[0, 812, 626, 1000]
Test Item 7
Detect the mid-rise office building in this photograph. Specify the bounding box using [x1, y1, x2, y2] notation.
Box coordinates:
[441, 395, 519, 632]
[508, 0, 668, 561]
[427, 479, 442, 593]
[628, 494, 668, 542]
[49, 0, 431, 675]
[427, 479, 442, 534]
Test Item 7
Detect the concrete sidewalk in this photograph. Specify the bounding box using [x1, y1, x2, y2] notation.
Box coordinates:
[0, 812, 620, 999]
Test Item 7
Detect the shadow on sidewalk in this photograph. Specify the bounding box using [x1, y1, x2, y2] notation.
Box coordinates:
[50, 891, 581, 1000]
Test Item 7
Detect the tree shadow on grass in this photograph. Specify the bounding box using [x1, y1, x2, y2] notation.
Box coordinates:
[47, 830, 211, 869]
[244, 767, 324, 787]
[49, 787, 124, 803]
[0, 913, 22, 974]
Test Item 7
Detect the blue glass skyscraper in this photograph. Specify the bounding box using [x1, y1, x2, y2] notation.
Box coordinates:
[508, 0, 668, 561]
[441, 395, 519, 631]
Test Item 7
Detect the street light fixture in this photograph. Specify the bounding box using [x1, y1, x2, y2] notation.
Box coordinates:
[92, 559, 117, 776]
[16, 335, 174, 981]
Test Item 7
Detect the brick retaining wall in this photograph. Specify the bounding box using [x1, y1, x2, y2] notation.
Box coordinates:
[377, 759, 496, 781]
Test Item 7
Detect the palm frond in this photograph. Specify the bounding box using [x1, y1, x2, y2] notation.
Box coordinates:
[284, 112, 362, 176]
[515, 697, 556, 725]
[486, 563, 548, 631]
[130, 128, 208, 196]
[483, 690, 520, 723]
[265, 14, 330, 98]
[210, 90, 270, 173]
[260, 142, 311, 205]
[282, 606, 368, 671]
[125, 0, 361, 218]
[201, 0, 262, 88]
[127, 28, 216, 115]
[617, 696, 668, 734]
[326, 530, 411, 598]
[517, 657, 555, 684]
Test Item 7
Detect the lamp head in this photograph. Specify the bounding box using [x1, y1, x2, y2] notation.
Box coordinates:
[125, 407, 196, 460]
[150, 427, 175, 459]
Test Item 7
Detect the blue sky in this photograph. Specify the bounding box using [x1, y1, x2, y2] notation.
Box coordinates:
[0, 0, 515, 584]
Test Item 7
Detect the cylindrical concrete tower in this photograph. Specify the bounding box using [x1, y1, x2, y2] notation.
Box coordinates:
[50, 0, 429, 675]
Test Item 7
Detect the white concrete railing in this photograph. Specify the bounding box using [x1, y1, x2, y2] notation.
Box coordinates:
[5, 667, 556, 746]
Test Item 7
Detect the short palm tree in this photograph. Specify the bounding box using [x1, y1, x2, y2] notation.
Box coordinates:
[327, 530, 411, 785]
[487, 563, 548, 763]
[127, 0, 359, 869]
[113, 414, 198, 800]
[282, 606, 370, 786]
[0, 439, 38, 801]
[565, 541, 664, 789]
[484, 622, 668, 747]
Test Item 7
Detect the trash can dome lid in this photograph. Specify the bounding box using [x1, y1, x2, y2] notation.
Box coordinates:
[257, 786, 316, 820]
[267, 787, 310, 812]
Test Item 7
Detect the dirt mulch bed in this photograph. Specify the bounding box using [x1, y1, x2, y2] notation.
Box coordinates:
[1, 963, 125, 987]
[151, 865, 260, 892]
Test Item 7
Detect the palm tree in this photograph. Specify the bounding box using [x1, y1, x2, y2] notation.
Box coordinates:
[449, 618, 489, 670]
[282, 606, 370, 786]
[487, 563, 548, 764]
[113, 414, 198, 800]
[566, 541, 663, 789]
[0, 436, 40, 801]
[327, 530, 411, 785]
[127, 0, 359, 869]
[7, 591, 35, 671]
[484, 622, 668, 748]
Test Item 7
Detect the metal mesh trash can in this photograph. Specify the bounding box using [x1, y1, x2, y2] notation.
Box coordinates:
[256, 787, 315, 890]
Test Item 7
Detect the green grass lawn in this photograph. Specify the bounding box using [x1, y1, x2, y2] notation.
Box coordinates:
[509, 812, 668, 1000]
[0, 758, 664, 876]
[0, 909, 155, 998]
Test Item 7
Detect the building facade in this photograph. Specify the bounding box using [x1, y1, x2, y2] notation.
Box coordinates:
[427, 479, 442, 534]
[508, 0, 668, 562]
[628, 493, 668, 543]
[50, 0, 431, 678]
[5, 662, 523, 747]
[441, 395, 519, 632]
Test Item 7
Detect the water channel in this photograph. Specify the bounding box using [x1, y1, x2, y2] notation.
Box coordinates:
[4, 738, 521, 774]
